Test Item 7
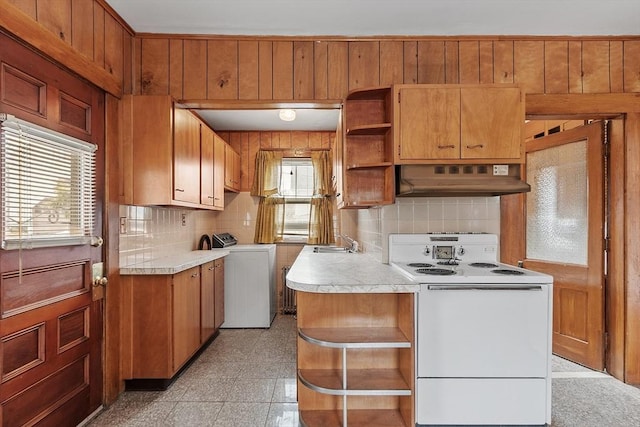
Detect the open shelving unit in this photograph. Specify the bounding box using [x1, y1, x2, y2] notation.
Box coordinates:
[339, 86, 395, 208]
[296, 293, 415, 427]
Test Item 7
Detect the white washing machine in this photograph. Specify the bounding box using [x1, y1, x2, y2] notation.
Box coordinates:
[214, 234, 276, 328]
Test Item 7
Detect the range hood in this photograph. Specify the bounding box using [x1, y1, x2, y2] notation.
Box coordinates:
[396, 164, 531, 197]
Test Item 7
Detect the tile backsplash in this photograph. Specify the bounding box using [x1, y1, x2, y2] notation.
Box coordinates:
[118, 195, 501, 267]
[119, 205, 217, 267]
[357, 196, 501, 262]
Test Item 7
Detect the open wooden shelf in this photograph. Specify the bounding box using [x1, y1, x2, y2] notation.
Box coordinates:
[346, 123, 392, 135]
[299, 327, 411, 348]
[346, 162, 394, 170]
[300, 409, 408, 427]
[298, 368, 412, 395]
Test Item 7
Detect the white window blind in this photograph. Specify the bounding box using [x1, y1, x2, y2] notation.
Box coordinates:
[0, 113, 97, 250]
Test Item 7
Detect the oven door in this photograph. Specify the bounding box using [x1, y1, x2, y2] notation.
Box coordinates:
[417, 283, 550, 378]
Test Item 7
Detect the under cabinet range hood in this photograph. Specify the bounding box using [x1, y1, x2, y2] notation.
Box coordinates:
[396, 164, 531, 197]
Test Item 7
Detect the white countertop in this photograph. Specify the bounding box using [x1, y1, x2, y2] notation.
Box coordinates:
[120, 249, 230, 275]
[286, 246, 419, 293]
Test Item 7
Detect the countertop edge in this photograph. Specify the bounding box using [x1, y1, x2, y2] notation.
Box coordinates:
[286, 246, 419, 294]
[120, 249, 230, 275]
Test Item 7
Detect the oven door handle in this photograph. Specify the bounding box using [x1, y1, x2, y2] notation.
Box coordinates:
[426, 284, 543, 291]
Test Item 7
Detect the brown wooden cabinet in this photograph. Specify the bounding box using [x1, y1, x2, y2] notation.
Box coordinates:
[340, 86, 395, 208]
[224, 143, 241, 192]
[213, 258, 225, 330]
[201, 258, 225, 342]
[121, 95, 224, 210]
[213, 134, 226, 209]
[200, 125, 216, 207]
[172, 267, 202, 370]
[124, 259, 225, 383]
[174, 108, 202, 204]
[395, 85, 524, 163]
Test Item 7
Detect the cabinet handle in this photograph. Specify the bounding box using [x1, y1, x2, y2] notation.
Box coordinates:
[214, 197, 220, 200]
[466, 144, 484, 149]
[208, 266, 214, 271]
[175, 188, 185, 192]
[191, 273, 199, 278]
[437, 145, 455, 149]
[207, 195, 214, 199]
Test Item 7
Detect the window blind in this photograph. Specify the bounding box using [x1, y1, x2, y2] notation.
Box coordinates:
[0, 113, 97, 250]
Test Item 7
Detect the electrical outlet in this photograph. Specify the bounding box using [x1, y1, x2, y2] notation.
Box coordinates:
[119, 217, 127, 234]
[493, 164, 509, 176]
[181, 213, 187, 226]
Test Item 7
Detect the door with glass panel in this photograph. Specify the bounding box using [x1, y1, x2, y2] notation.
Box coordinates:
[523, 121, 605, 370]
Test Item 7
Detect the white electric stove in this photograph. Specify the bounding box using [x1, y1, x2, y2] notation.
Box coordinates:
[389, 233, 553, 426]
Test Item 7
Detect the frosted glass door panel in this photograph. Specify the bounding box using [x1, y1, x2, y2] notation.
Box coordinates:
[526, 140, 587, 265]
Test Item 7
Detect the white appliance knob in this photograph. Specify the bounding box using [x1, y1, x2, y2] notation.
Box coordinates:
[458, 247, 465, 255]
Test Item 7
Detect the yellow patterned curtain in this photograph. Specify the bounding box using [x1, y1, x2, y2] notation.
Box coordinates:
[308, 150, 335, 245]
[252, 150, 284, 243]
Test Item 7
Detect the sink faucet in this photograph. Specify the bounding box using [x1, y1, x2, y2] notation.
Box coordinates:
[340, 234, 359, 253]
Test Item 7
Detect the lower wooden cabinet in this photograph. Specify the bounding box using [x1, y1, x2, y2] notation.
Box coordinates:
[123, 260, 225, 383]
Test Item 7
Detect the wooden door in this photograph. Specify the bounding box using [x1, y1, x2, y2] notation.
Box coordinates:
[508, 121, 606, 370]
[460, 87, 523, 160]
[213, 134, 225, 209]
[172, 267, 201, 372]
[0, 33, 105, 426]
[173, 109, 201, 204]
[397, 86, 460, 161]
[200, 125, 215, 206]
[214, 259, 225, 330]
[201, 262, 216, 342]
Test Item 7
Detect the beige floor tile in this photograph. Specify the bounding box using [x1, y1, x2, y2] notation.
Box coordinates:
[266, 403, 300, 427]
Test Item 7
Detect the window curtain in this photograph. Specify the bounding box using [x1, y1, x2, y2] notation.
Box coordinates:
[251, 149, 334, 245]
[251, 150, 284, 243]
[308, 151, 335, 245]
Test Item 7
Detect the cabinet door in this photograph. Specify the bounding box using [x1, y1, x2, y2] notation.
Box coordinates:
[172, 267, 201, 371]
[224, 143, 240, 191]
[460, 87, 523, 160]
[173, 108, 201, 203]
[397, 87, 460, 161]
[200, 125, 215, 206]
[201, 262, 216, 342]
[214, 259, 225, 330]
[213, 134, 226, 209]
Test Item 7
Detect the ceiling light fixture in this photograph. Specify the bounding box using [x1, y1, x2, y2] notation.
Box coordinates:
[279, 109, 296, 122]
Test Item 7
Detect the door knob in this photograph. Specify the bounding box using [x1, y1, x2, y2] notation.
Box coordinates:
[93, 276, 108, 287]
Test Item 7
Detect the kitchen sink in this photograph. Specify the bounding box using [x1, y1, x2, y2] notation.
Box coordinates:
[312, 246, 352, 253]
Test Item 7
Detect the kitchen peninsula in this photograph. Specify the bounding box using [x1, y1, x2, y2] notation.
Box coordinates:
[286, 246, 418, 427]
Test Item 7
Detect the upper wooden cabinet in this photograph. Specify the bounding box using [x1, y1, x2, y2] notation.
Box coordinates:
[120, 95, 225, 210]
[213, 134, 226, 209]
[339, 86, 395, 208]
[395, 85, 524, 164]
[224, 144, 241, 192]
[174, 108, 201, 204]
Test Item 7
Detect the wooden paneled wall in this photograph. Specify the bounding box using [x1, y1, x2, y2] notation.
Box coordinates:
[217, 131, 335, 192]
[3, 0, 133, 94]
[134, 37, 640, 100]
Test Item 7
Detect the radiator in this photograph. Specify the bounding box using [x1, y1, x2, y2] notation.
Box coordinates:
[282, 266, 296, 314]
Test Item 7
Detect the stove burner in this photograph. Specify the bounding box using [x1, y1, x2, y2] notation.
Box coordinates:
[470, 262, 499, 268]
[415, 268, 457, 276]
[438, 260, 459, 266]
[491, 269, 525, 275]
[407, 263, 434, 268]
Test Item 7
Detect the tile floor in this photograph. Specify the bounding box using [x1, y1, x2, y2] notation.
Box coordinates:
[88, 314, 640, 426]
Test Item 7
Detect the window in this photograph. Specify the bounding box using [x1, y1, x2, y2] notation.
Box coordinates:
[279, 157, 313, 237]
[0, 114, 96, 249]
